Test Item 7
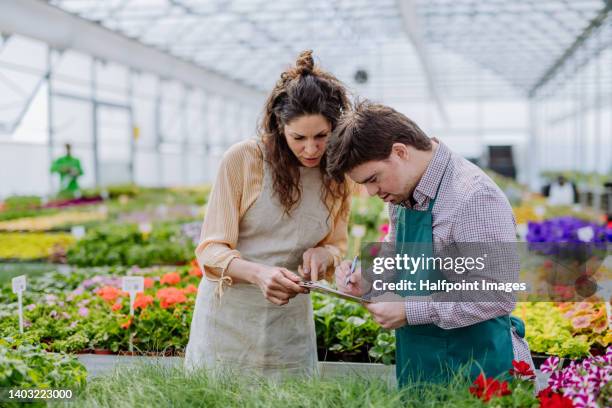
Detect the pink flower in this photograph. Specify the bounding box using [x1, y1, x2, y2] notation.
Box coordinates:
[78, 307, 89, 317]
[160, 272, 181, 286]
[571, 316, 590, 329]
[541, 356, 560, 373]
[549, 371, 566, 391]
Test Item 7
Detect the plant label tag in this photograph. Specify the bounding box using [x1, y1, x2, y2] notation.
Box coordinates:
[12, 275, 26, 334]
[351, 225, 366, 238]
[123, 276, 144, 317]
[71, 225, 86, 239]
[123, 277, 144, 294]
[12, 275, 26, 294]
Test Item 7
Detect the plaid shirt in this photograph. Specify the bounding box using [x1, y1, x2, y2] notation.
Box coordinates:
[386, 138, 533, 367]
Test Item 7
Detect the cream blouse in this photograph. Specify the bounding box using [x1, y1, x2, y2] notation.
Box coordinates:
[196, 139, 351, 284]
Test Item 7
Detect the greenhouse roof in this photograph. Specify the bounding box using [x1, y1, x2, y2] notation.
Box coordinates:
[34, 0, 612, 100]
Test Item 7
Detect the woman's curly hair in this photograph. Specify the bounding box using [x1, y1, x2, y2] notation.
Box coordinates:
[259, 50, 352, 218]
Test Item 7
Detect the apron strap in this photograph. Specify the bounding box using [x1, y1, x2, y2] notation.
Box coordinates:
[509, 316, 526, 338]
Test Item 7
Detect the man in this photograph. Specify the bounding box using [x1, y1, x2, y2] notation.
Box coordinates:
[326, 101, 532, 385]
[50, 143, 83, 198]
[547, 175, 577, 206]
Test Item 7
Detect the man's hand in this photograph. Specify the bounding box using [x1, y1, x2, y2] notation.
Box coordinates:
[364, 302, 407, 329]
[300, 247, 332, 281]
[335, 260, 363, 297]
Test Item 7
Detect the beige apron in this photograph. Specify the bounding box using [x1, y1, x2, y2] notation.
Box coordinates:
[185, 149, 331, 378]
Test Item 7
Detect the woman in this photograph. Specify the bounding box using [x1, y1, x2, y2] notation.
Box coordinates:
[185, 50, 352, 378]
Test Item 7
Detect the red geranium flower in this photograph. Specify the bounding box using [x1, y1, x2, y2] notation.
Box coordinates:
[157, 287, 187, 308]
[97, 286, 122, 302]
[160, 272, 181, 286]
[469, 374, 511, 402]
[182, 284, 198, 295]
[133, 294, 154, 310]
[144, 278, 155, 289]
[121, 317, 133, 329]
[111, 302, 122, 312]
[189, 260, 203, 278]
[537, 387, 574, 408]
[509, 360, 535, 380]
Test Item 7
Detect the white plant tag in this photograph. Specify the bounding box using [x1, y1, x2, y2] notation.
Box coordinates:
[123, 277, 144, 316]
[12, 275, 26, 334]
[351, 225, 366, 238]
[71, 225, 86, 239]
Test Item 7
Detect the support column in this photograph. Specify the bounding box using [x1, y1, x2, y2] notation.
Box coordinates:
[46, 46, 55, 195]
[154, 78, 163, 187]
[527, 97, 540, 192]
[128, 69, 135, 184]
[92, 58, 100, 187]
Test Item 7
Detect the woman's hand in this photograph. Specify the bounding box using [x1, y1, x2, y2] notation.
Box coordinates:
[300, 247, 332, 281]
[335, 260, 363, 297]
[255, 266, 307, 305]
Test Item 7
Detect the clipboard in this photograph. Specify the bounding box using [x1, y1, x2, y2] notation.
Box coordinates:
[299, 281, 371, 303]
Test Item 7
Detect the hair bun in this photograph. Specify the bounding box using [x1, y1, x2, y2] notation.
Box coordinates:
[295, 50, 314, 75]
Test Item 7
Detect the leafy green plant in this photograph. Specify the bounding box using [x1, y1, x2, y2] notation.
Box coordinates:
[312, 292, 393, 363]
[0, 341, 86, 394]
[66, 224, 195, 267]
[513, 302, 593, 358]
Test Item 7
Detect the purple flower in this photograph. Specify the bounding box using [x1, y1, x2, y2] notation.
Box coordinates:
[540, 356, 560, 373]
[71, 287, 84, 296]
[69, 321, 78, 329]
[45, 294, 58, 305]
[570, 392, 597, 408]
[548, 371, 566, 391]
[49, 310, 58, 318]
[546, 350, 612, 407]
[78, 307, 89, 317]
[78, 299, 91, 307]
[26, 304, 36, 311]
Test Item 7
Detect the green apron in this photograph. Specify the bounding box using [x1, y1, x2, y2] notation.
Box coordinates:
[394, 177, 521, 385]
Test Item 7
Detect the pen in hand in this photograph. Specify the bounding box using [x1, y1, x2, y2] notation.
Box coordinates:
[344, 255, 358, 287]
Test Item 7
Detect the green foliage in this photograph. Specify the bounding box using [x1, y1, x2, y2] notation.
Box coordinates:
[312, 292, 394, 363]
[514, 302, 592, 358]
[66, 224, 195, 267]
[3, 196, 42, 211]
[0, 266, 198, 355]
[0, 342, 86, 400]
